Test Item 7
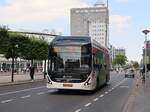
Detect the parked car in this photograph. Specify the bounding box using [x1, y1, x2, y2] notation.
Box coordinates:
[125, 69, 135, 78]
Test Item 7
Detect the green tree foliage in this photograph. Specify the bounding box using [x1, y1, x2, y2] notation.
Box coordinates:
[132, 61, 139, 70]
[21, 37, 48, 61]
[112, 55, 127, 66]
[4, 33, 27, 59]
[0, 26, 48, 81]
[0, 26, 9, 54]
[1, 27, 48, 62]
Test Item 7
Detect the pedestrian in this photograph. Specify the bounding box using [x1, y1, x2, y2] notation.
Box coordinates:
[29, 66, 35, 80]
[140, 67, 146, 84]
[142, 73, 145, 84]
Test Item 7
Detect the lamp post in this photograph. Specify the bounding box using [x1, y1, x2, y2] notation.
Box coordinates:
[142, 29, 150, 77]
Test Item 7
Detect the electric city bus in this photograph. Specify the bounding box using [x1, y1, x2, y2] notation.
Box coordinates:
[46, 36, 110, 91]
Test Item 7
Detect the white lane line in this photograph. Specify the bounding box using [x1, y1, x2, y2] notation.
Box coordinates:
[105, 92, 108, 94]
[118, 79, 126, 86]
[1, 99, 14, 103]
[37, 92, 45, 95]
[75, 109, 81, 112]
[0, 86, 45, 96]
[21, 95, 31, 99]
[85, 102, 92, 107]
[114, 79, 126, 88]
[99, 94, 104, 98]
[120, 86, 129, 88]
[108, 89, 112, 92]
[93, 98, 99, 102]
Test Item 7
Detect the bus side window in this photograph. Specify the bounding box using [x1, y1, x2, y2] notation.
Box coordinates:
[99, 64, 102, 69]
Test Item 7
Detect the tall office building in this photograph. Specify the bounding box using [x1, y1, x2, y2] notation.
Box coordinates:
[115, 48, 126, 57]
[70, 0, 109, 47]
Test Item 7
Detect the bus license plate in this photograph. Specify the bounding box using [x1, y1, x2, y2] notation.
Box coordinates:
[63, 84, 73, 87]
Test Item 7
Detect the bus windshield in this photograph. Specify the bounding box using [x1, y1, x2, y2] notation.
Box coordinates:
[51, 45, 91, 73]
[48, 44, 92, 82]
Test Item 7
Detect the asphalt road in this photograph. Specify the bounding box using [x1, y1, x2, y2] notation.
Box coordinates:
[0, 71, 134, 112]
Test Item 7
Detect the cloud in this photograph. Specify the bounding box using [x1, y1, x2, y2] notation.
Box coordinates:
[110, 15, 132, 33]
[0, 0, 88, 24]
[116, 0, 129, 3]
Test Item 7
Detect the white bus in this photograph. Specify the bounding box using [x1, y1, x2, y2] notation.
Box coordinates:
[46, 36, 110, 91]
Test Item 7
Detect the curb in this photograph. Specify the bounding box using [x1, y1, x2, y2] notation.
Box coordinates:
[0, 79, 46, 87]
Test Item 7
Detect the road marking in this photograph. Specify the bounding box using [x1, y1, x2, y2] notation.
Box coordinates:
[21, 95, 31, 99]
[114, 79, 126, 88]
[120, 86, 129, 88]
[37, 92, 45, 95]
[93, 98, 99, 101]
[99, 94, 104, 98]
[118, 79, 126, 85]
[75, 109, 81, 112]
[85, 102, 92, 107]
[105, 92, 108, 94]
[0, 86, 45, 96]
[108, 89, 112, 92]
[74, 79, 127, 112]
[1, 99, 14, 103]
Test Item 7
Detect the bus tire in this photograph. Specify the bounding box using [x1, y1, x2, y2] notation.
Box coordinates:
[105, 75, 108, 85]
[96, 78, 100, 89]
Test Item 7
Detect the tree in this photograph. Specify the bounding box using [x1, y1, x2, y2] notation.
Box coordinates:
[4, 33, 27, 82]
[132, 61, 139, 70]
[21, 37, 48, 65]
[0, 26, 9, 54]
[21, 37, 48, 79]
[4, 33, 25, 59]
[112, 55, 127, 66]
[1, 29, 49, 80]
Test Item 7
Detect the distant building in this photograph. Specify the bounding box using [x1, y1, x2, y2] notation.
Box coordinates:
[70, 0, 109, 47]
[115, 48, 126, 57]
[109, 44, 126, 63]
[109, 44, 116, 61]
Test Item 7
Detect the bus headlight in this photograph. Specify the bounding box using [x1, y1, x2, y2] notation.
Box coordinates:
[84, 77, 91, 86]
[46, 75, 52, 84]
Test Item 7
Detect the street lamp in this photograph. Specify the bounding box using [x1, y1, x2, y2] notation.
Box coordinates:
[142, 29, 150, 77]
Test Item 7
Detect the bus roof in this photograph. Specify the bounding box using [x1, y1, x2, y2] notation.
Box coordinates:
[50, 36, 108, 53]
[50, 36, 91, 46]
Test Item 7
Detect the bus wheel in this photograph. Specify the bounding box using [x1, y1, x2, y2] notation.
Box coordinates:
[96, 78, 99, 89]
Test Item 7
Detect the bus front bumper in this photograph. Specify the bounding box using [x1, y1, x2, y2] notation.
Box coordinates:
[46, 81, 95, 91]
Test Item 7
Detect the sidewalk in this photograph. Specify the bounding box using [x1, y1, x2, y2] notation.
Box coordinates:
[131, 75, 150, 112]
[0, 72, 45, 86]
[124, 72, 150, 112]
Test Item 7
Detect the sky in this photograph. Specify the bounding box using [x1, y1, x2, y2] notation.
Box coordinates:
[0, 0, 150, 62]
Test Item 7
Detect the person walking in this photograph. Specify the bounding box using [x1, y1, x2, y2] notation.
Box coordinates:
[141, 67, 146, 84]
[29, 66, 35, 80]
[142, 73, 146, 84]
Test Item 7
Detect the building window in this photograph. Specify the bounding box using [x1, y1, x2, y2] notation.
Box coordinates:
[76, 10, 79, 13]
[84, 10, 88, 13]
